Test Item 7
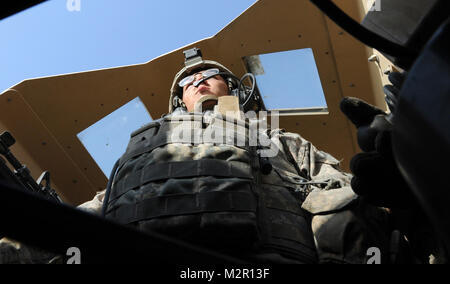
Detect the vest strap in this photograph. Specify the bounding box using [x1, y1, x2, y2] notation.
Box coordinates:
[118, 118, 252, 172]
[111, 159, 253, 201]
[110, 191, 257, 224]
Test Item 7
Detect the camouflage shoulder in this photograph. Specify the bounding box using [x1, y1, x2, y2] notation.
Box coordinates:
[77, 189, 106, 215]
[301, 186, 358, 215]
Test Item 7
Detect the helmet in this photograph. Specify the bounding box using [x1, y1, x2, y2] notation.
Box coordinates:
[168, 48, 238, 113]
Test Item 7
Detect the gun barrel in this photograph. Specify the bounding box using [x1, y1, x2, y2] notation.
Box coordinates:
[0, 131, 62, 202]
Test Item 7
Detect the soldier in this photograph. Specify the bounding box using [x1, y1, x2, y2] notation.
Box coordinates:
[0, 48, 411, 264]
[95, 48, 398, 264]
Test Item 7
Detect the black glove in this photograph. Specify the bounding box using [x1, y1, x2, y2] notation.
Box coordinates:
[340, 72, 414, 208]
[342, 73, 444, 262]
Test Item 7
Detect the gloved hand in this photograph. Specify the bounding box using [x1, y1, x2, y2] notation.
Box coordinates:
[340, 72, 415, 209]
[342, 72, 444, 262]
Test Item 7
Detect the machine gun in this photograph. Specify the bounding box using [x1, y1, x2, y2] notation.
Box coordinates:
[0, 131, 62, 204]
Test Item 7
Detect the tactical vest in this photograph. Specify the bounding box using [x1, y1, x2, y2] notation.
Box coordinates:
[105, 111, 318, 263]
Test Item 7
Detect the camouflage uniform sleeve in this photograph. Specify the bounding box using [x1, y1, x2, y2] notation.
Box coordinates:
[270, 129, 352, 189]
[271, 129, 392, 264]
[77, 189, 106, 215]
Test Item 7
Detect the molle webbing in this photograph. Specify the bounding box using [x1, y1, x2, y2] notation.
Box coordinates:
[107, 113, 318, 263]
[118, 115, 253, 171]
[110, 159, 253, 201]
[109, 191, 257, 224]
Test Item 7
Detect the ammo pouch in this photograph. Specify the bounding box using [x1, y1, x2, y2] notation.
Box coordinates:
[105, 112, 317, 263]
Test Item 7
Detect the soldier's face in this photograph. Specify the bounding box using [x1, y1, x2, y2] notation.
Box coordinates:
[182, 72, 230, 112]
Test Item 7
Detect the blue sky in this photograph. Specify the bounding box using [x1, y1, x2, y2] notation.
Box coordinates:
[0, 0, 257, 92]
[256, 48, 326, 110]
[1, 0, 326, 176]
